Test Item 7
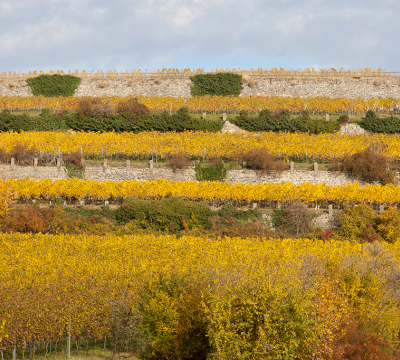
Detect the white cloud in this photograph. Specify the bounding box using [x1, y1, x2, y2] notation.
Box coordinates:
[0, 0, 399, 72]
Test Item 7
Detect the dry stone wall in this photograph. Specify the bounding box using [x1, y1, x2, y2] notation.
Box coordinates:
[0, 164, 363, 186]
[1, 76, 400, 99]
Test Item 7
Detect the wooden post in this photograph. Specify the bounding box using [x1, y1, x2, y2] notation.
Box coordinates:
[223, 113, 227, 121]
[252, 202, 257, 209]
[290, 161, 294, 175]
[149, 159, 153, 175]
[380, 205, 385, 215]
[314, 162, 318, 176]
[126, 160, 130, 170]
[202, 112, 206, 119]
[103, 159, 107, 173]
[104, 200, 109, 207]
[11, 157, 15, 170]
[34, 158, 38, 171]
[326, 113, 329, 121]
[57, 157, 61, 171]
[328, 204, 333, 217]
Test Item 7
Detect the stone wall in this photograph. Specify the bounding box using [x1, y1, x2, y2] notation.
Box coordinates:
[1, 76, 400, 99]
[0, 164, 363, 186]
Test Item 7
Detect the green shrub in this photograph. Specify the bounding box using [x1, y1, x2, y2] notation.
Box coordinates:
[195, 160, 228, 182]
[231, 109, 339, 134]
[336, 204, 380, 241]
[115, 197, 213, 231]
[0, 110, 32, 132]
[138, 273, 211, 360]
[190, 73, 243, 96]
[26, 74, 81, 97]
[360, 110, 400, 133]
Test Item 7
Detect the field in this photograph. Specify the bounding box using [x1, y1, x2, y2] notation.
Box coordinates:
[2, 71, 400, 360]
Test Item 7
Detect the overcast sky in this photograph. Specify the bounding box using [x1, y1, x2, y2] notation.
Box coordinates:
[1, 0, 399, 73]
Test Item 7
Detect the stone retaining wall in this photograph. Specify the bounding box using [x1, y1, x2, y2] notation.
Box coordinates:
[0, 164, 362, 186]
[1, 76, 400, 99]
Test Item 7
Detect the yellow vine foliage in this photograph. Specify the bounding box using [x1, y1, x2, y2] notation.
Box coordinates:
[2, 131, 400, 160]
[0, 67, 393, 80]
[3, 178, 400, 205]
[0, 95, 399, 113]
[1, 234, 400, 357]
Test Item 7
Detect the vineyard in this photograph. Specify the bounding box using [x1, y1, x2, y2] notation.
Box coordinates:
[1, 95, 400, 113]
[3, 70, 400, 360]
[0, 67, 395, 80]
[1, 234, 400, 359]
[2, 131, 400, 160]
[2, 178, 400, 205]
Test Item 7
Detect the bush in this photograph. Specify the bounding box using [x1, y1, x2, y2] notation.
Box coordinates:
[272, 200, 313, 236]
[0, 110, 32, 132]
[339, 145, 394, 185]
[338, 113, 350, 125]
[168, 153, 190, 172]
[138, 274, 211, 360]
[241, 148, 286, 175]
[190, 73, 243, 96]
[108, 294, 147, 358]
[332, 319, 398, 360]
[26, 74, 81, 97]
[360, 110, 400, 133]
[231, 109, 340, 133]
[117, 98, 150, 123]
[195, 159, 227, 182]
[336, 204, 380, 241]
[12, 141, 36, 165]
[77, 98, 117, 117]
[115, 197, 213, 231]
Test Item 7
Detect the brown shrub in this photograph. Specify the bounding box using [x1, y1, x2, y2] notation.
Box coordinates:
[0, 149, 11, 163]
[77, 98, 117, 117]
[168, 153, 190, 172]
[340, 145, 394, 185]
[12, 142, 36, 165]
[65, 151, 85, 169]
[116, 98, 150, 123]
[273, 200, 313, 237]
[241, 149, 286, 175]
[3, 205, 46, 233]
[248, 79, 255, 88]
[332, 318, 398, 360]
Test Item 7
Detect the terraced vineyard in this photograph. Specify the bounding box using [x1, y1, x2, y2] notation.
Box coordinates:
[2, 70, 400, 360]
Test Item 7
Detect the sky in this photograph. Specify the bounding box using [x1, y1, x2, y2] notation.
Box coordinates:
[0, 0, 399, 73]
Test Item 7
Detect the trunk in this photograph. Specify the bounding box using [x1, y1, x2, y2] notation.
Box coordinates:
[75, 339, 79, 356]
[1, 350, 3, 360]
[33, 342, 35, 360]
[45, 341, 49, 358]
[54, 341, 57, 360]
[85, 335, 89, 356]
[22, 348, 24, 360]
[103, 335, 106, 352]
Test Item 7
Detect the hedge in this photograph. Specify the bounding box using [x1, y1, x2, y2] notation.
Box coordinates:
[190, 73, 243, 96]
[26, 74, 81, 97]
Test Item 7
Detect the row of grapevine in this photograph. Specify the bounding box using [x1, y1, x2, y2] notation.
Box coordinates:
[0, 68, 393, 81]
[3, 179, 400, 205]
[1, 234, 399, 358]
[0, 95, 399, 113]
[3, 131, 400, 160]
